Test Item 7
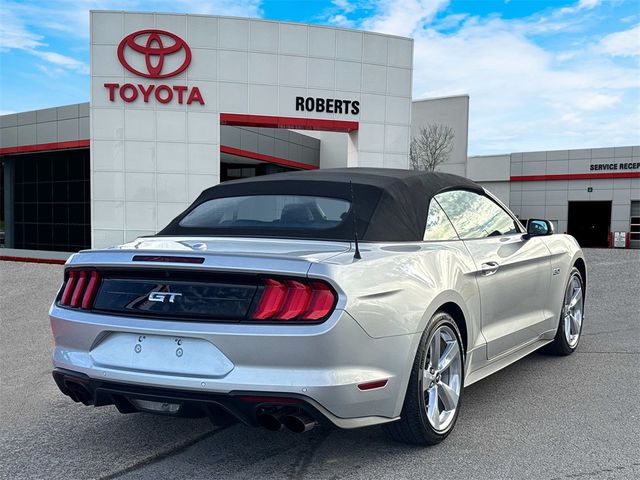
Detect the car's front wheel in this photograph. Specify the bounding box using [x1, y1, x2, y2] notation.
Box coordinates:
[384, 312, 464, 445]
[545, 267, 584, 356]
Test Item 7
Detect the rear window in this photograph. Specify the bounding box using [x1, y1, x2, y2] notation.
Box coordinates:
[179, 195, 351, 230]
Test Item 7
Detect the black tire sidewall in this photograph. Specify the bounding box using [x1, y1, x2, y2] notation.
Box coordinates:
[554, 267, 584, 354]
[414, 313, 465, 439]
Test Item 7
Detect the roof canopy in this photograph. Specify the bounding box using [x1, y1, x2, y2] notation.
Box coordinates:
[158, 168, 483, 242]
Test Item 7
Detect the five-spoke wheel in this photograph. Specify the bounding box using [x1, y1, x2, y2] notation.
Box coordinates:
[384, 312, 464, 445]
[546, 266, 585, 355]
[423, 325, 462, 432]
[563, 274, 583, 348]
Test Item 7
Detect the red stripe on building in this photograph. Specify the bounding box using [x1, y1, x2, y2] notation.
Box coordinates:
[220, 145, 318, 170]
[510, 172, 640, 182]
[220, 113, 359, 133]
[0, 256, 67, 265]
[0, 139, 90, 155]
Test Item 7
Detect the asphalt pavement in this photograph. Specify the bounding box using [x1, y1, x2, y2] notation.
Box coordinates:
[1, 248, 639, 480]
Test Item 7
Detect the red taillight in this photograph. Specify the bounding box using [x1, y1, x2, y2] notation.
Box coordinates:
[251, 278, 336, 322]
[59, 270, 101, 310]
[253, 279, 288, 319]
[303, 282, 335, 320]
[70, 271, 88, 307]
[278, 281, 312, 320]
[81, 271, 100, 309]
[60, 271, 78, 305]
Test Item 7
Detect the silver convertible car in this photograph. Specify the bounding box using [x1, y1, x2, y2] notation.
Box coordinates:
[50, 168, 586, 445]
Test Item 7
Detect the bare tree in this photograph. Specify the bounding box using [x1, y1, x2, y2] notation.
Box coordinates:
[409, 124, 455, 172]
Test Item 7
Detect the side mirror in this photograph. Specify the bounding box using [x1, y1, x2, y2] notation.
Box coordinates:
[524, 219, 554, 239]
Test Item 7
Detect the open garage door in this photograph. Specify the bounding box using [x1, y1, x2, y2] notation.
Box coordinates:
[567, 201, 611, 248]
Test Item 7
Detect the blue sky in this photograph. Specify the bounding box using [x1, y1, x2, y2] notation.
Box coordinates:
[0, 0, 638, 154]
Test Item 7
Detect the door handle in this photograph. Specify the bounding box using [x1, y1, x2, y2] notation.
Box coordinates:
[481, 261, 500, 276]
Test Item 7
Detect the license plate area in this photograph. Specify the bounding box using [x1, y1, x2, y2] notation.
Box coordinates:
[90, 333, 234, 377]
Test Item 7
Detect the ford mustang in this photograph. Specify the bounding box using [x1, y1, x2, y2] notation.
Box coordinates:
[50, 168, 586, 445]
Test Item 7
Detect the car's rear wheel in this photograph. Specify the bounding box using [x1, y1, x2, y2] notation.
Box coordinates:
[384, 312, 464, 445]
[545, 267, 584, 356]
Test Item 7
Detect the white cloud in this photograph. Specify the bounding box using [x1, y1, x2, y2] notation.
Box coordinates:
[170, 0, 262, 17]
[577, 93, 621, 111]
[0, 0, 90, 74]
[329, 14, 355, 28]
[2, 1, 263, 40]
[597, 24, 640, 57]
[327, 0, 639, 153]
[332, 0, 356, 13]
[360, 0, 450, 37]
[32, 50, 89, 74]
[578, 0, 601, 9]
[36, 64, 68, 78]
[412, 19, 638, 152]
[559, 0, 602, 15]
[0, 4, 44, 51]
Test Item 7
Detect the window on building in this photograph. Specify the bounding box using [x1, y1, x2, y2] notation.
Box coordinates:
[435, 190, 520, 240]
[0, 160, 4, 246]
[12, 149, 90, 252]
[631, 201, 640, 249]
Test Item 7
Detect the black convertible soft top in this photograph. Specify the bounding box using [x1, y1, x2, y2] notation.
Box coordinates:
[158, 168, 484, 242]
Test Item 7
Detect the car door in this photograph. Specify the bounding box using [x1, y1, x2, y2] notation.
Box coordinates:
[435, 190, 551, 359]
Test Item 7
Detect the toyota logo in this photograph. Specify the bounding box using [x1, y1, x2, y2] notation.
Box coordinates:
[117, 29, 191, 79]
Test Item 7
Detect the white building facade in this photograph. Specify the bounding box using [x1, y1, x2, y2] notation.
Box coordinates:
[90, 11, 414, 248]
[467, 147, 640, 248]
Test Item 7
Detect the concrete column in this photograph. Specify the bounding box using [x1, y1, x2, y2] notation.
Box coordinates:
[347, 131, 359, 167]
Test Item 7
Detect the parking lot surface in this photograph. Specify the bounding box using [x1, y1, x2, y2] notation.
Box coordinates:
[1, 248, 639, 480]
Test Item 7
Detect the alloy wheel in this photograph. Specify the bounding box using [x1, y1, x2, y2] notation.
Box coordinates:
[563, 275, 583, 348]
[423, 325, 462, 432]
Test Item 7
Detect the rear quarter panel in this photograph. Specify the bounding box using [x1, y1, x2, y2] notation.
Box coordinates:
[309, 241, 482, 349]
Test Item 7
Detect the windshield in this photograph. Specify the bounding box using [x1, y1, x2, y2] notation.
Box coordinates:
[179, 195, 351, 230]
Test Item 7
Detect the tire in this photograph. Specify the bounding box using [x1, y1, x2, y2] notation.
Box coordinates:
[384, 312, 464, 445]
[544, 267, 584, 356]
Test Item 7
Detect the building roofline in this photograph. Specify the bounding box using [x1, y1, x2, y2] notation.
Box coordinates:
[470, 145, 640, 158]
[0, 102, 89, 118]
[412, 94, 470, 104]
[89, 10, 415, 41]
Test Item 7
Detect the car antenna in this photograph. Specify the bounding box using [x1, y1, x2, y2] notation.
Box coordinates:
[349, 180, 362, 260]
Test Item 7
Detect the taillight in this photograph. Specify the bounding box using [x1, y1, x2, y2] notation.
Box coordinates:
[60, 271, 78, 305]
[59, 269, 101, 310]
[251, 278, 337, 322]
[302, 282, 335, 320]
[253, 279, 288, 319]
[81, 271, 101, 309]
[278, 281, 312, 320]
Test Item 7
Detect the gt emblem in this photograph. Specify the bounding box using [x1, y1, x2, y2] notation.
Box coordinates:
[552, 268, 561, 276]
[148, 292, 182, 303]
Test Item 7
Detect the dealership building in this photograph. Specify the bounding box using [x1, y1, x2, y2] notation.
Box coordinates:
[0, 11, 638, 254]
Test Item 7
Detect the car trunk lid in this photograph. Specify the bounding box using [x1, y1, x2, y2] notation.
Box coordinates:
[61, 237, 350, 322]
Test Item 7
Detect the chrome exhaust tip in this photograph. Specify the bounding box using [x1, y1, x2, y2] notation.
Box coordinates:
[256, 412, 284, 431]
[64, 381, 92, 406]
[281, 414, 318, 433]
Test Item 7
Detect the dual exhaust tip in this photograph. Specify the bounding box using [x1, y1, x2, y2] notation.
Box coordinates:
[62, 377, 317, 433]
[257, 411, 317, 433]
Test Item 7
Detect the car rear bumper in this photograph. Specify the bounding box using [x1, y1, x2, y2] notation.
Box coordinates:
[49, 305, 419, 428]
[52, 367, 328, 427]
